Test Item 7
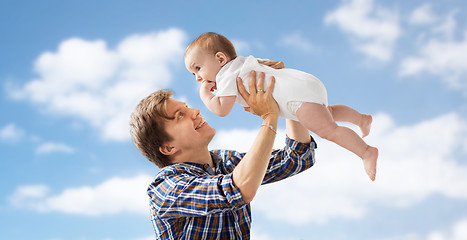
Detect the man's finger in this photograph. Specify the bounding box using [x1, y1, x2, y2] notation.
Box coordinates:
[257, 72, 265, 92]
[248, 70, 257, 95]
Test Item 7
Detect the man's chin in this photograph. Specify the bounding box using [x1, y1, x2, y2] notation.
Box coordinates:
[207, 128, 216, 142]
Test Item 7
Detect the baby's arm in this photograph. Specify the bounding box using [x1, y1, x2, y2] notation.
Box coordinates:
[200, 80, 236, 117]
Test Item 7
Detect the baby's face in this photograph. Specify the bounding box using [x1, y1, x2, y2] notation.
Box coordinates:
[185, 46, 223, 85]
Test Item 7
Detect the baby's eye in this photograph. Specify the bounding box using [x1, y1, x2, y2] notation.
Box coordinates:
[195, 66, 200, 71]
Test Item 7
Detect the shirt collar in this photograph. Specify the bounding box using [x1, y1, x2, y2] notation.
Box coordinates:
[161, 152, 224, 176]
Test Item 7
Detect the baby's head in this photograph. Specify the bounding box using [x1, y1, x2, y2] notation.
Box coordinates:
[185, 32, 237, 61]
[184, 32, 237, 83]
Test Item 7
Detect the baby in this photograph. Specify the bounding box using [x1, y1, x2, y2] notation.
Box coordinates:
[184, 32, 378, 181]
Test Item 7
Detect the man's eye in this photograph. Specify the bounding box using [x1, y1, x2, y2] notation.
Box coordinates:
[178, 112, 184, 119]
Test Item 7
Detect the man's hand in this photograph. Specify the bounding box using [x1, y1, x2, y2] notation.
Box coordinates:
[236, 71, 279, 120]
[257, 59, 285, 69]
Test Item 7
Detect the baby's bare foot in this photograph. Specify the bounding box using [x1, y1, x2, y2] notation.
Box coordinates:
[362, 146, 378, 181]
[360, 114, 373, 138]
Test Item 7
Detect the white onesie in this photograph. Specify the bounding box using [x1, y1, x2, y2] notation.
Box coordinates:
[215, 55, 328, 121]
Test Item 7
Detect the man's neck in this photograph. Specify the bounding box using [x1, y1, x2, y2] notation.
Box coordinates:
[172, 148, 214, 168]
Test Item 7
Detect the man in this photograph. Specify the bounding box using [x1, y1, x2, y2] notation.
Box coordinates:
[129, 71, 317, 239]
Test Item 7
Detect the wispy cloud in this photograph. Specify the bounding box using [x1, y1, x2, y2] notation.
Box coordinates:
[278, 32, 313, 52]
[408, 3, 438, 25]
[400, 10, 467, 91]
[324, 0, 400, 62]
[131, 236, 156, 240]
[230, 38, 265, 57]
[250, 228, 274, 240]
[9, 174, 152, 216]
[7, 28, 187, 141]
[376, 218, 467, 240]
[0, 123, 25, 142]
[231, 39, 252, 56]
[0, 123, 74, 155]
[35, 142, 74, 155]
[214, 112, 467, 224]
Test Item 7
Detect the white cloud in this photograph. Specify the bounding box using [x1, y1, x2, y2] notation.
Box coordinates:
[399, 29, 467, 90]
[131, 236, 155, 240]
[432, 10, 458, 39]
[250, 228, 273, 240]
[9, 185, 49, 205]
[278, 32, 313, 52]
[8, 28, 187, 141]
[0, 123, 25, 142]
[409, 3, 438, 25]
[0, 124, 74, 155]
[377, 218, 467, 240]
[324, 0, 400, 62]
[35, 142, 74, 155]
[400, 7, 467, 90]
[214, 112, 467, 225]
[9, 174, 152, 216]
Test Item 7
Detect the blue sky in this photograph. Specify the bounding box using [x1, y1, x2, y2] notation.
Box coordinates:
[1, 0, 467, 239]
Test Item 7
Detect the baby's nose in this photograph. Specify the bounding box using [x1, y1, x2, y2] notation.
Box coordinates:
[195, 74, 202, 82]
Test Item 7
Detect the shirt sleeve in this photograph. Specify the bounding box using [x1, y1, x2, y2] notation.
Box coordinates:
[262, 136, 317, 184]
[210, 149, 245, 173]
[148, 169, 246, 220]
[212, 136, 317, 185]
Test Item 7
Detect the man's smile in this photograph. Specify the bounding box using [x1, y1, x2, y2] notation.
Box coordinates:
[195, 118, 207, 130]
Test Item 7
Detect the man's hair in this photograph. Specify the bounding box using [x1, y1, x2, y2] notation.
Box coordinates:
[185, 32, 237, 60]
[129, 89, 176, 168]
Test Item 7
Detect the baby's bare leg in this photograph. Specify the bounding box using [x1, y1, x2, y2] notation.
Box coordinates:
[297, 102, 378, 181]
[328, 104, 372, 138]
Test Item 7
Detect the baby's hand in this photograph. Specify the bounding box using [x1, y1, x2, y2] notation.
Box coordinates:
[200, 80, 216, 93]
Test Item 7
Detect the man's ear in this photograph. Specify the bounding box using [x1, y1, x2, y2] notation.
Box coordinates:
[215, 52, 228, 66]
[159, 144, 178, 156]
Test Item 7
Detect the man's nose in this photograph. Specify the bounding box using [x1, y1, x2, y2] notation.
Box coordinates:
[191, 107, 200, 118]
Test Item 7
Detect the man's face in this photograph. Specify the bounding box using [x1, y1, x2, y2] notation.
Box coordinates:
[162, 98, 216, 153]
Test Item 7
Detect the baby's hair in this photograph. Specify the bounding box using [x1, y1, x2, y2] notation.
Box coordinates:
[185, 32, 237, 60]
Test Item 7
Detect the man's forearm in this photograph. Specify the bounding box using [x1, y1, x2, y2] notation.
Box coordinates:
[232, 115, 278, 203]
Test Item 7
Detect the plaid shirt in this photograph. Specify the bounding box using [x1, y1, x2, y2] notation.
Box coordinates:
[148, 136, 317, 239]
